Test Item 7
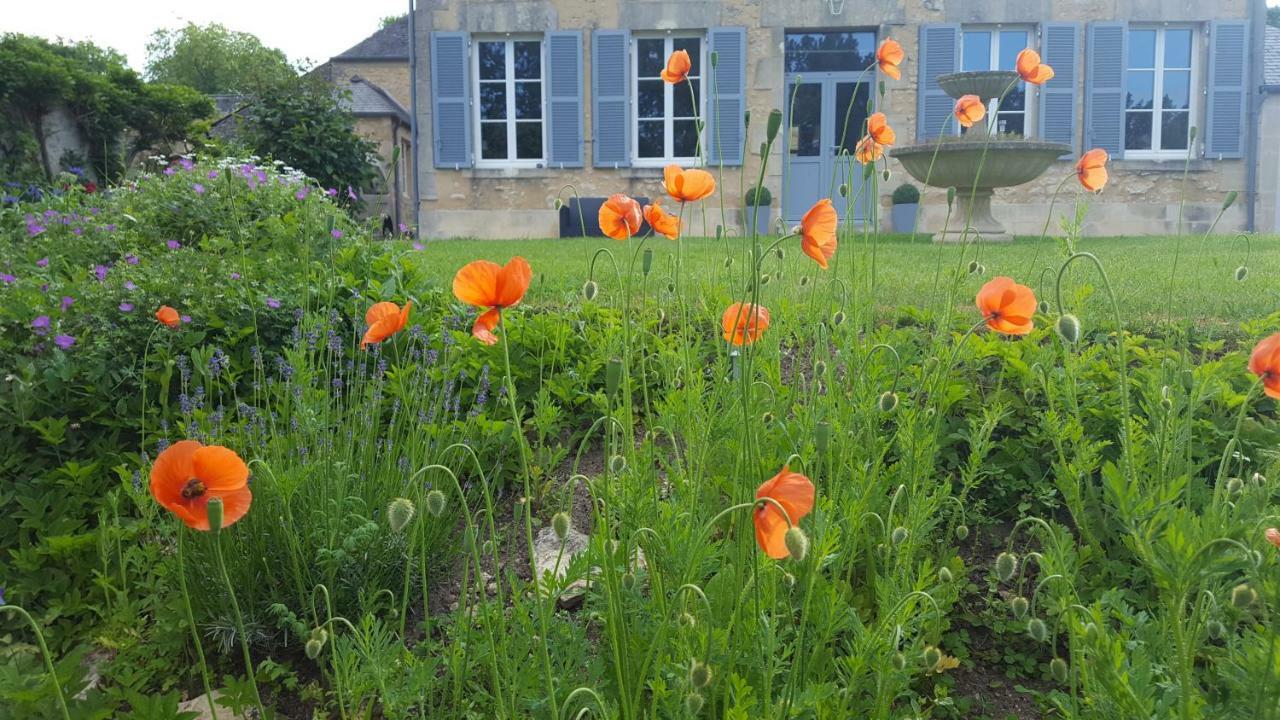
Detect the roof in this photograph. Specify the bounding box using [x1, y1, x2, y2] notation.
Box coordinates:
[333, 15, 409, 61]
[339, 76, 411, 124]
[1266, 25, 1280, 90]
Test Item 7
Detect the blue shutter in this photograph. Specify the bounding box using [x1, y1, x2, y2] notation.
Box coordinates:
[1206, 20, 1249, 159]
[1038, 23, 1080, 156]
[430, 32, 471, 168]
[708, 27, 747, 166]
[1085, 22, 1126, 158]
[592, 30, 630, 168]
[917, 24, 960, 140]
[547, 31, 584, 168]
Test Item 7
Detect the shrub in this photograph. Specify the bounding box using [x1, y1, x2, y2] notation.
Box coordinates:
[891, 183, 920, 205]
[744, 185, 772, 207]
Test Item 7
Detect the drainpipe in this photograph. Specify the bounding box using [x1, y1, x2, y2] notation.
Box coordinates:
[1245, 0, 1263, 232]
[407, 0, 422, 235]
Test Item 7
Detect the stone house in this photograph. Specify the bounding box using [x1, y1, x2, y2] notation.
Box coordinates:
[356, 0, 1270, 238]
[1260, 24, 1280, 231]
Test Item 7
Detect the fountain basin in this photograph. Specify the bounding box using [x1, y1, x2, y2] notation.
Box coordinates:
[937, 70, 1021, 101]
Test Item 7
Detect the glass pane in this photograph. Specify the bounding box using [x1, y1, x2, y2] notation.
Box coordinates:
[515, 82, 541, 119]
[996, 111, 1024, 136]
[637, 120, 663, 158]
[673, 78, 700, 118]
[1162, 70, 1190, 110]
[637, 39, 664, 77]
[638, 79, 663, 119]
[788, 83, 821, 157]
[514, 41, 541, 79]
[1126, 70, 1154, 110]
[515, 122, 542, 159]
[998, 30, 1028, 71]
[480, 82, 507, 120]
[673, 119, 699, 157]
[479, 42, 506, 80]
[784, 31, 875, 73]
[481, 122, 507, 159]
[835, 81, 870, 154]
[963, 31, 991, 71]
[1128, 29, 1156, 69]
[1164, 29, 1192, 68]
[1161, 111, 1189, 150]
[1003, 85, 1026, 111]
[1125, 111, 1152, 150]
[672, 37, 702, 76]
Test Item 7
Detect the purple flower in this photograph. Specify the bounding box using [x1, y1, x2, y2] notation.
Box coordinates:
[399, 223, 409, 234]
[54, 334, 75, 350]
[31, 315, 50, 335]
[163, 166, 176, 176]
[192, 183, 205, 195]
[265, 297, 281, 309]
[207, 170, 219, 179]
[413, 242, 425, 251]
[230, 272, 241, 280]
[27, 222, 45, 237]
[39, 283, 48, 293]
[180, 315, 191, 324]
[166, 240, 181, 250]
[94, 264, 109, 281]
[72, 227, 84, 236]
[104, 224, 116, 232]
[36, 257, 49, 268]
[0, 273, 15, 284]
[346, 185, 358, 201]
[326, 188, 338, 197]
[60, 296, 74, 311]
[331, 229, 343, 239]
[119, 302, 134, 312]
[124, 280, 137, 290]
[295, 187, 309, 201]
[125, 254, 139, 265]
[179, 157, 194, 171]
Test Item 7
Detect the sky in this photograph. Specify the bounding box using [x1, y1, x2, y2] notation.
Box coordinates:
[4, 0, 412, 73]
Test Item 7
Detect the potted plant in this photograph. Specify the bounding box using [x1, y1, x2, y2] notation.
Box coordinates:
[743, 186, 773, 236]
[890, 183, 920, 234]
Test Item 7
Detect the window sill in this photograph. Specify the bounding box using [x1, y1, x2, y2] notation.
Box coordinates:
[1113, 158, 1211, 172]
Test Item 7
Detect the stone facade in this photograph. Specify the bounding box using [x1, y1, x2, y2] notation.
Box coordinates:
[401, 0, 1266, 239]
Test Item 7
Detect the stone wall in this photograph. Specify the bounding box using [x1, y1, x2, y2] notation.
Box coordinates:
[1259, 93, 1280, 233]
[413, 0, 1255, 239]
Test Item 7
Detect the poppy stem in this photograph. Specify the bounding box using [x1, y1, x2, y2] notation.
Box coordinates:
[0, 605, 70, 720]
[210, 528, 267, 718]
[177, 527, 219, 720]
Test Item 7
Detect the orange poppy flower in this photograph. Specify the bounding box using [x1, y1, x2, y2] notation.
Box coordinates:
[150, 440, 252, 531]
[661, 49, 692, 84]
[599, 193, 643, 241]
[721, 302, 770, 346]
[877, 38, 905, 81]
[1015, 48, 1055, 86]
[361, 301, 411, 349]
[643, 201, 681, 240]
[1248, 332, 1280, 399]
[1076, 148, 1109, 193]
[975, 276, 1036, 335]
[855, 136, 884, 164]
[155, 305, 180, 328]
[753, 466, 815, 559]
[663, 165, 716, 203]
[954, 95, 987, 128]
[867, 112, 896, 146]
[800, 198, 838, 270]
[452, 256, 532, 345]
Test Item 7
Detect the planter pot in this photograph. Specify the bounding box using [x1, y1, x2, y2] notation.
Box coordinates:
[891, 203, 919, 234]
[742, 205, 772, 236]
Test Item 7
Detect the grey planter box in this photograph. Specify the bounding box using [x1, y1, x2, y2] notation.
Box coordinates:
[743, 205, 772, 236]
[891, 203, 919, 234]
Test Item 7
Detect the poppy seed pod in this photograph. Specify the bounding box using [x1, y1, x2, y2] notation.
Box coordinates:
[784, 526, 809, 561]
[1225, 477, 1243, 495]
[800, 275, 810, 287]
[1049, 657, 1068, 684]
[995, 551, 1018, 582]
[1231, 583, 1257, 609]
[1222, 190, 1238, 211]
[552, 511, 571, 542]
[606, 357, 623, 397]
[967, 260, 979, 274]
[955, 524, 969, 540]
[582, 280, 598, 300]
[815, 421, 831, 454]
[832, 310, 846, 326]
[878, 391, 899, 413]
[892, 651, 907, 670]
[762, 411, 775, 425]
[425, 490, 446, 518]
[305, 638, 324, 660]
[1027, 618, 1048, 643]
[207, 497, 225, 533]
[922, 646, 942, 670]
[1055, 314, 1082, 344]
[621, 572, 636, 590]
[609, 454, 627, 474]
[387, 497, 416, 532]
[1235, 266, 1249, 282]
[1037, 300, 1050, 315]
[891, 527, 908, 545]
[684, 693, 705, 715]
[553, 197, 563, 211]
[1207, 619, 1225, 640]
[939, 567, 953, 583]
[690, 660, 712, 689]
[679, 612, 696, 628]
[814, 360, 827, 376]
[1010, 595, 1029, 619]
[766, 109, 783, 143]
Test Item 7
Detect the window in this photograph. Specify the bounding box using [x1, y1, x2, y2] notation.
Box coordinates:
[962, 28, 1032, 136]
[783, 30, 876, 73]
[474, 38, 544, 166]
[1125, 27, 1195, 157]
[634, 35, 703, 164]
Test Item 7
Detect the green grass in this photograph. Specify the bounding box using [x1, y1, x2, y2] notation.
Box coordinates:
[411, 233, 1280, 335]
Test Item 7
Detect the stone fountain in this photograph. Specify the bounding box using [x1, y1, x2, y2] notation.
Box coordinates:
[890, 71, 1071, 243]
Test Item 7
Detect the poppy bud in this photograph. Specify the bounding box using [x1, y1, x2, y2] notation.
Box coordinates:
[723, 256, 733, 268]
[939, 567, 953, 583]
[621, 572, 636, 590]
[710, 50, 719, 69]
[782, 571, 795, 587]
[1010, 595, 1029, 619]
[606, 357, 623, 397]
[967, 260, 979, 274]
[1049, 657, 1068, 683]
[760, 273, 771, 285]
[976, 264, 986, 275]
[1225, 477, 1243, 495]
[1230, 583, 1256, 609]
[744, 109, 751, 128]
[800, 275, 810, 287]
[684, 693, 704, 715]
[814, 360, 827, 376]
[1189, 125, 1198, 142]
[995, 552, 1018, 582]
[425, 490, 446, 517]
[1252, 472, 1267, 486]
[878, 391, 898, 413]
[552, 511, 571, 542]
[946, 186, 956, 209]
[1055, 314, 1081, 344]
[1207, 619, 1225, 640]
[955, 524, 969, 540]
[922, 646, 942, 670]
[1037, 300, 1050, 314]
[815, 421, 831, 454]
[679, 612, 696, 628]
[759, 141, 768, 158]
[1027, 618, 1048, 643]
[766, 109, 783, 143]
[1084, 622, 1099, 641]
[657, 309, 666, 324]
[387, 497, 416, 533]
[609, 454, 627, 474]
[892, 651, 907, 670]
[1222, 190, 1238, 211]
[582, 280, 598, 300]
[637, 249, 652, 276]
[305, 638, 324, 660]
[784, 526, 809, 561]
[878, 79, 886, 97]
[1235, 266, 1248, 282]
[882, 169, 891, 183]
[667, 282, 676, 293]
[761, 411, 775, 425]
[690, 660, 712, 689]
[207, 497, 225, 533]
[891, 527, 908, 545]
[838, 183, 848, 197]
[832, 311, 846, 326]
[553, 197, 563, 211]
[461, 525, 476, 553]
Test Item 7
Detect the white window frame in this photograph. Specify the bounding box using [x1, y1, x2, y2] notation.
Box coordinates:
[471, 36, 547, 168]
[961, 25, 1037, 137]
[1123, 25, 1200, 161]
[631, 33, 706, 168]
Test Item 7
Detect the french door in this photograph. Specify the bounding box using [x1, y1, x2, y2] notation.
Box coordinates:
[782, 76, 871, 224]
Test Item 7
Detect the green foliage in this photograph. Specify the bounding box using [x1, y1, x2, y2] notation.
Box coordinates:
[144, 23, 296, 95]
[744, 185, 772, 206]
[891, 182, 920, 205]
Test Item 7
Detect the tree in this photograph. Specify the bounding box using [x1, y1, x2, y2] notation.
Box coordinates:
[145, 23, 295, 95]
[0, 35, 74, 180]
[380, 14, 407, 29]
